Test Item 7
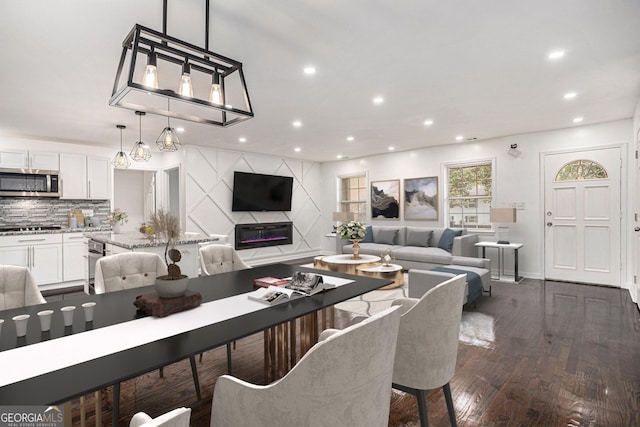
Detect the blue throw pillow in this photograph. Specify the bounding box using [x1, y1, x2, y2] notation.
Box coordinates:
[361, 225, 373, 243]
[438, 228, 463, 253]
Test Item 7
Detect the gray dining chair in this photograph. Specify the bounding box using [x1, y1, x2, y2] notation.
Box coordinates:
[129, 407, 191, 427]
[210, 305, 402, 427]
[0, 265, 46, 309]
[391, 274, 466, 427]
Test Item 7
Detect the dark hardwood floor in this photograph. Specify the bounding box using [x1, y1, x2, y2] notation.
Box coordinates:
[60, 279, 640, 426]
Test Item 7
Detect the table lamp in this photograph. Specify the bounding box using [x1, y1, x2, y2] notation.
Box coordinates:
[332, 211, 355, 232]
[332, 211, 352, 222]
[490, 208, 516, 244]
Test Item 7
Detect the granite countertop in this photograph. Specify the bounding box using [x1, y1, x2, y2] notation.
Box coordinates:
[0, 226, 112, 236]
[83, 231, 218, 249]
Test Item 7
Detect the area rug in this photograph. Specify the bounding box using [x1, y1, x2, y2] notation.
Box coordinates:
[309, 265, 495, 351]
[334, 274, 409, 316]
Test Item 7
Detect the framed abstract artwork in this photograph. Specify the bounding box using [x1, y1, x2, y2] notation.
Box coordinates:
[404, 176, 438, 220]
[371, 180, 400, 219]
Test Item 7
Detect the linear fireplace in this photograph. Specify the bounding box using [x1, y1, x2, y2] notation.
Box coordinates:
[235, 222, 293, 250]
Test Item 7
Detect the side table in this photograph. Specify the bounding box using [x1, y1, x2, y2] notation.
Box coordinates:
[356, 263, 404, 290]
[313, 254, 381, 275]
[475, 241, 524, 283]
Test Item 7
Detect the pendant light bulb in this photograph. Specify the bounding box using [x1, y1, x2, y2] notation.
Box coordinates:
[178, 61, 193, 97]
[209, 71, 223, 105]
[112, 125, 130, 169]
[156, 126, 181, 152]
[143, 48, 159, 89]
[156, 100, 182, 152]
[130, 111, 151, 161]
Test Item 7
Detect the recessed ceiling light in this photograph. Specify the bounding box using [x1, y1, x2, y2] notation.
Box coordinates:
[388, 146, 395, 151]
[563, 92, 577, 100]
[176, 127, 185, 133]
[292, 120, 302, 128]
[423, 120, 434, 126]
[294, 147, 301, 152]
[336, 154, 343, 159]
[303, 66, 316, 75]
[238, 137, 246, 143]
[573, 117, 583, 123]
[548, 50, 566, 60]
[346, 136, 354, 141]
[455, 135, 464, 141]
[373, 96, 384, 105]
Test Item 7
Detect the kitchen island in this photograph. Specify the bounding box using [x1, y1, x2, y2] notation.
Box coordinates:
[84, 231, 219, 281]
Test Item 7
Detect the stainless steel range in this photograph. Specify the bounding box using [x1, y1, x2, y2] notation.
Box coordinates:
[87, 238, 106, 294]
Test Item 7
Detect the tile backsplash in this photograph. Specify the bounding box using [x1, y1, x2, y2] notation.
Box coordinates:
[0, 199, 111, 228]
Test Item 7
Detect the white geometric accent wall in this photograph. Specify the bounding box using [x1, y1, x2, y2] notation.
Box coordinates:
[184, 146, 323, 264]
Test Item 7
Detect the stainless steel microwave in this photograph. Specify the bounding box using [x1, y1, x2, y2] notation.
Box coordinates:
[0, 168, 60, 197]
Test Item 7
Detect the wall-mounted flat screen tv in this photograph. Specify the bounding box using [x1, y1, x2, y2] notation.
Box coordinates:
[232, 171, 294, 212]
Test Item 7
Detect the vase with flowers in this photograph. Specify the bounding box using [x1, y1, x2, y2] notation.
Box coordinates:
[337, 221, 366, 259]
[148, 209, 189, 298]
[108, 208, 128, 233]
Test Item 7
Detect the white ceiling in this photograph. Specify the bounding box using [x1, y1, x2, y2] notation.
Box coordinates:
[1, 0, 639, 163]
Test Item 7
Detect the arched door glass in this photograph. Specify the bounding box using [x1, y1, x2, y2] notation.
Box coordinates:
[555, 159, 608, 181]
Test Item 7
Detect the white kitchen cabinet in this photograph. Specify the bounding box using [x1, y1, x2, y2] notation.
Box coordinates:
[0, 234, 63, 286]
[31, 244, 63, 285]
[63, 233, 87, 282]
[0, 245, 29, 269]
[59, 153, 87, 199]
[0, 150, 59, 170]
[87, 156, 110, 199]
[60, 154, 110, 200]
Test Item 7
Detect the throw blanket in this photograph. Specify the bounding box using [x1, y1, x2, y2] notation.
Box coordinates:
[432, 267, 483, 305]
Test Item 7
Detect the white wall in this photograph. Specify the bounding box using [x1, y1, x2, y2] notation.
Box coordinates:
[320, 119, 632, 284]
[114, 169, 145, 232]
[183, 146, 322, 265]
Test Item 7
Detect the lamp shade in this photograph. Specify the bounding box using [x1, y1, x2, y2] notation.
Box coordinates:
[490, 208, 517, 223]
[332, 211, 355, 222]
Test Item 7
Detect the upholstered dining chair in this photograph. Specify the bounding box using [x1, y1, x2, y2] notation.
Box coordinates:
[94, 252, 167, 294]
[210, 305, 402, 427]
[129, 407, 191, 427]
[198, 244, 251, 371]
[199, 244, 250, 275]
[94, 252, 202, 400]
[0, 265, 46, 309]
[392, 274, 466, 427]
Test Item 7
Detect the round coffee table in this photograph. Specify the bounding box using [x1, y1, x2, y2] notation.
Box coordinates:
[356, 263, 404, 290]
[313, 254, 381, 275]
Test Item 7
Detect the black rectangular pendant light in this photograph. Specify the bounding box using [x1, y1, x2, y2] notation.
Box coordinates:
[109, 1, 254, 128]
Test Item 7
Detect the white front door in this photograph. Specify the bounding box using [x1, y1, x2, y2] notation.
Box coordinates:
[634, 132, 640, 308]
[543, 147, 621, 286]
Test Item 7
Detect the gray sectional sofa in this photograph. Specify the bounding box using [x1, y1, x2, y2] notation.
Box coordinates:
[336, 225, 480, 271]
